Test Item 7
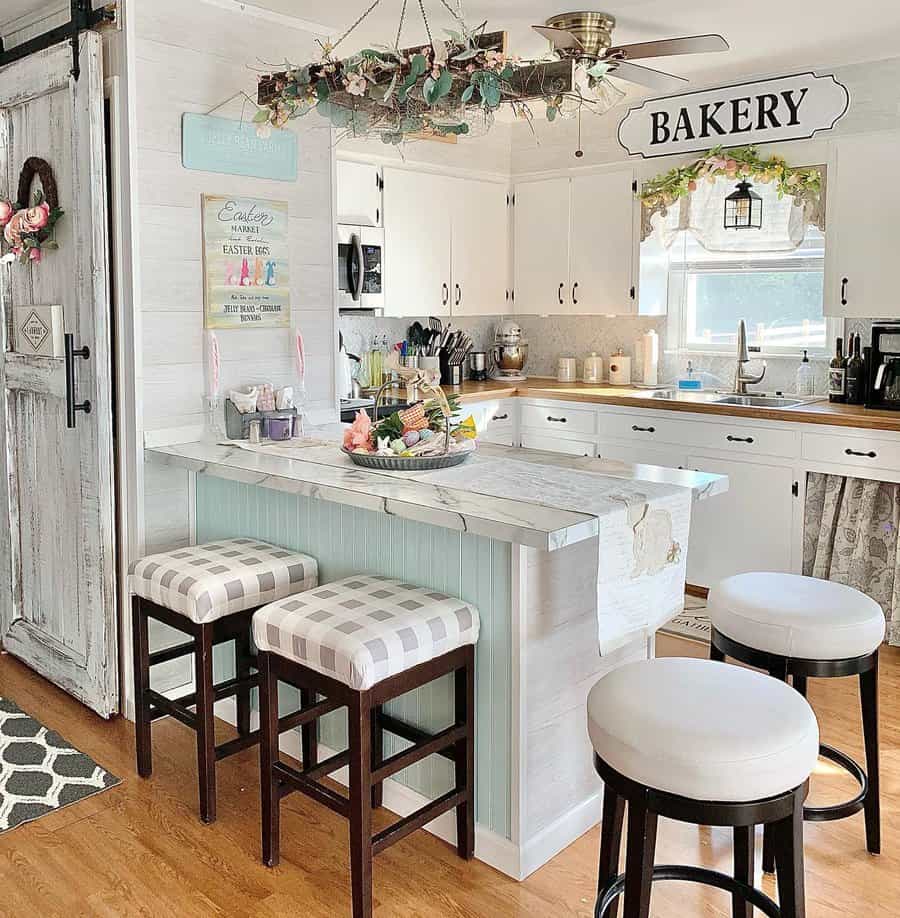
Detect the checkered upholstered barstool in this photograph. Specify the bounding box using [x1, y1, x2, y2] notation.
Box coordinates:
[589, 658, 819, 918]
[709, 572, 886, 867]
[129, 538, 318, 823]
[253, 574, 479, 918]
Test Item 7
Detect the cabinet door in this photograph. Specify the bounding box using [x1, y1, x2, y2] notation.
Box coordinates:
[826, 132, 900, 317]
[383, 168, 452, 316]
[685, 454, 795, 589]
[336, 160, 382, 226]
[596, 439, 686, 471]
[570, 170, 636, 314]
[451, 178, 508, 316]
[513, 178, 570, 314]
[521, 431, 596, 457]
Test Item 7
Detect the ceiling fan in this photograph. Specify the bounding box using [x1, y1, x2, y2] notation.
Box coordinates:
[532, 11, 729, 93]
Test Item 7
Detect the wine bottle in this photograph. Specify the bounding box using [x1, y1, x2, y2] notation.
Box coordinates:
[829, 336, 846, 403]
[846, 334, 865, 405]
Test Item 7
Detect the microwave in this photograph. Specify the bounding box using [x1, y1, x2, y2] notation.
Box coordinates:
[337, 224, 384, 311]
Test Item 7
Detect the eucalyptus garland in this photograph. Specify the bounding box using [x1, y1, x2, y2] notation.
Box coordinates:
[638, 145, 823, 210]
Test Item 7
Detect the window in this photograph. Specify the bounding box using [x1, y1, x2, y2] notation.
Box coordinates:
[664, 227, 833, 355]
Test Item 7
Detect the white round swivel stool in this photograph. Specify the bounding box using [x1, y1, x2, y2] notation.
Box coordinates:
[588, 657, 819, 918]
[709, 572, 885, 868]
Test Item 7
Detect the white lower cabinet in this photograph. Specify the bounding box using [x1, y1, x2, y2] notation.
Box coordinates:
[597, 439, 686, 470]
[685, 454, 796, 589]
[521, 431, 596, 457]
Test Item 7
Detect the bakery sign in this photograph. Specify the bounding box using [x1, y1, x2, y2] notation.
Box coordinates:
[618, 72, 850, 158]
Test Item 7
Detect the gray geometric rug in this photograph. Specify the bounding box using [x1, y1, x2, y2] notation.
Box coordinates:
[660, 593, 711, 643]
[0, 697, 120, 833]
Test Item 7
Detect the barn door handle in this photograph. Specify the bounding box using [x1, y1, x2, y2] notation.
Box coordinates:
[64, 333, 91, 429]
[840, 277, 848, 307]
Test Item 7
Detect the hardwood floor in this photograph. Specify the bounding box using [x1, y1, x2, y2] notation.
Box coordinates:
[1, 635, 898, 917]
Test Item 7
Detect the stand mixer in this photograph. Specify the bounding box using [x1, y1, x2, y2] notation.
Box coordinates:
[490, 319, 528, 381]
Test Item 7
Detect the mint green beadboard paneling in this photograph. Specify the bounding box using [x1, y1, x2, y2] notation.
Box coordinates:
[195, 474, 513, 839]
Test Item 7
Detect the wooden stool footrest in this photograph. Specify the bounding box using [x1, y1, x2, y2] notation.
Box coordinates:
[149, 639, 197, 667]
[372, 724, 467, 785]
[278, 696, 343, 732]
[274, 761, 350, 817]
[377, 712, 456, 763]
[215, 731, 260, 761]
[372, 788, 468, 855]
[147, 689, 197, 729]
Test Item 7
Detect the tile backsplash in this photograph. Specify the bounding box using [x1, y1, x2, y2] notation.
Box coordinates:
[338, 314, 892, 396]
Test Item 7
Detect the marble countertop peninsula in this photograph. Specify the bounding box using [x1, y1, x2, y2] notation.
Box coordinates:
[147, 434, 727, 553]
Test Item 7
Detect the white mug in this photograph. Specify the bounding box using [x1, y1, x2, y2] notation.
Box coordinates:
[557, 356, 577, 383]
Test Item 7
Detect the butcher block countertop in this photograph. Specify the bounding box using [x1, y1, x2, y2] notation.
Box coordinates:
[453, 378, 900, 433]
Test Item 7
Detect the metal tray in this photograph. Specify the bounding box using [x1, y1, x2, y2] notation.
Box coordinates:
[342, 448, 472, 471]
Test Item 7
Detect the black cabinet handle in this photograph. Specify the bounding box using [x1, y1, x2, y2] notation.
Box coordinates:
[558, 282, 564, 305]
[841, 277, 848, 307]
[632, 425, 655, 433]
[455, 283, 461, 307]
[493, 413, 509, 421]
[572, 282, 578, 305]
[727, 435, 755, 444]
[441, 283, 449, 306]
[64, 333, 91, 430]
[845, 447, 876, 458]
[376, 207, 380, 224]
[547, 415, 567, 423]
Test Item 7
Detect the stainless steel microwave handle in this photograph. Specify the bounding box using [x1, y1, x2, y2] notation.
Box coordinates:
[874, 363, 888, 391]
[349, 234, 364, 301]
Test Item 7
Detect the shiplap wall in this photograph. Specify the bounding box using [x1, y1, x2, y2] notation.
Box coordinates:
[133, 0, 337, 554]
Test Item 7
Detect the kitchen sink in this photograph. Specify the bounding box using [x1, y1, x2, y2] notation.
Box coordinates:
[713, 395, 806, 408]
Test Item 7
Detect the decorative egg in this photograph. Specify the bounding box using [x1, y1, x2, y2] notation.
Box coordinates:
[390, 439, 406, 454]
[418, 428, 433, 441]
[403, 430, 420, 447]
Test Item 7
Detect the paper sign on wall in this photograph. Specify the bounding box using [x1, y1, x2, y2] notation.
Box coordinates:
[183, 114, 298, 181]
[618, 72, 850, 158]
[202, 195, 290, 329]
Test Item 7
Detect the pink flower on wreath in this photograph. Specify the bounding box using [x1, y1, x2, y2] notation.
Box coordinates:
[3, 210, 25, 247]
[0, 201, 13, 227]
[22, 202, 50, 232]
[28, 246, 42, 263]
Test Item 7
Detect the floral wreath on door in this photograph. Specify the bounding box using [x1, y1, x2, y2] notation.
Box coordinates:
[0, 157, 65, 264]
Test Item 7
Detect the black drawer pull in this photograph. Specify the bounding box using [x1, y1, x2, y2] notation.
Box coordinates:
[493, 413, 509, 421]
[845, 448, 877, 458]
[727, 435, 755, 444]
[632, 425, 655, 433]
[547, 415, 567, 423]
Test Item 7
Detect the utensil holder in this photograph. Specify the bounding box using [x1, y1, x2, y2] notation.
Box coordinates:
[224, 399, 298, 440]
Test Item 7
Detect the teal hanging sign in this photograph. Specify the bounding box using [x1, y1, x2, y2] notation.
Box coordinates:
[182, 114, 298, 182]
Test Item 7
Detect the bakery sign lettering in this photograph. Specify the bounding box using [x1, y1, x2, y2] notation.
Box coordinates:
[618, 72, 850, 158]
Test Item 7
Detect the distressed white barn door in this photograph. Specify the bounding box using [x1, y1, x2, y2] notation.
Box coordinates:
[0, 33, 117, 717]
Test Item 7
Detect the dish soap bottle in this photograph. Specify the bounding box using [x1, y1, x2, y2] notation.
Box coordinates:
[796, 350, 815, 397]
[678, 360, 702, 390]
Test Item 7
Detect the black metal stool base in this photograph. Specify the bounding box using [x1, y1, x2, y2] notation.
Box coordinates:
[597, 865, 783, 918]
[710, 626, 881, 863]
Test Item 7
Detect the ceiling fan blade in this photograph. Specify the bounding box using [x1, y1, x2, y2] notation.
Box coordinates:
[531, 24, 585, 51]
[607, 59, 689, 92]
[609, 34, 729, 61]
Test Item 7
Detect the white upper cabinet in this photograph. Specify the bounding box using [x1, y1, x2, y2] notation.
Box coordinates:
[336, 159, 382, 226]
[383, 167, 453, 316]
[825, 131, 900, 317]
[451, 178, 508, 316]
[513, 177, 571, 314]
[570, 171, 636, 314]
[513, 168, 638, 315]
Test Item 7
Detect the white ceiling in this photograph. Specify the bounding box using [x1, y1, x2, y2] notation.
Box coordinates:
[245, 0, 900, 85]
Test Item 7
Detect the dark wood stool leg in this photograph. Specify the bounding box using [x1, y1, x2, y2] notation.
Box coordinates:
[623, 797, 658, 918]
[710, 643, 726, 663]
[762, 660, 789, 874]
[773, 794, 806, 918]
[371, 705, 384, 809]
[454, 649, 476, 861]
[733, 825, 755, 918]
[132, 597, 153, 778]
[235, 627, 253, 737]
[597, 787, 625, 918]
[195, 625, 217, 824]
[793, 674, 808, 698]
[860, 657, 881, 855]
[259, 651, 281, 868]
[349, 692, 374, 918]
[300, 688, 318, 769]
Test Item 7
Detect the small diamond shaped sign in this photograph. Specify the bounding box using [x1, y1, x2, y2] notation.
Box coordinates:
[20, 311, 49, 352]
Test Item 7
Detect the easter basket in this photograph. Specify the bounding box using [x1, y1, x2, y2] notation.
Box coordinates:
[341, 447, 472, 471]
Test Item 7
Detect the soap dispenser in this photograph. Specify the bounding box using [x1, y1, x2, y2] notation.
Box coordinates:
[796, 349, 815, 396]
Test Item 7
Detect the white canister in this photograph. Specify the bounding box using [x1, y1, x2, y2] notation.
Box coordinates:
[583, 352, 603, 384]
[557, 356, 577, 383]
[641, 330, 660, 387]
[608, 350, 632, 386]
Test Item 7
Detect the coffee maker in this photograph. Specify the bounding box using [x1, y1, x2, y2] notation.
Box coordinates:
[868, 324, 900, 410]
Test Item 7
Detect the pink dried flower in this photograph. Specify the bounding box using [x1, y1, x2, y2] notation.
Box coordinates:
[0, 201, 13, 227]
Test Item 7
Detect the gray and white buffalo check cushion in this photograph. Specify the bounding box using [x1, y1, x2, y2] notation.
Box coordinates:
[253, 575, 480, 690]
[129, 539, 318, 624]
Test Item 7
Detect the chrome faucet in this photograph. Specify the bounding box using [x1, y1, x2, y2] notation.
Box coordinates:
[733, 319, 766, 394]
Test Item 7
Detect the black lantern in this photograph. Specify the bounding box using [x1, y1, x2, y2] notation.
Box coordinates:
[724, 180, 763, 230]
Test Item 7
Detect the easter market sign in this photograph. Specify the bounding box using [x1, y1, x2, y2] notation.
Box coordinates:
[202, 194, 290, 329]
